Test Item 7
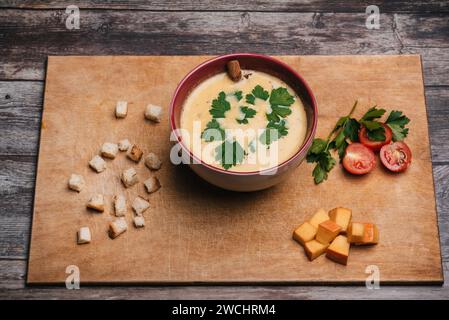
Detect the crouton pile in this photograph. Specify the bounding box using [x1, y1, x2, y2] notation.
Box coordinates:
[70, 100, 163, 245]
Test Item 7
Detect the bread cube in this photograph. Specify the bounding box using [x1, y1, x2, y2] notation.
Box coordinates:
[109, 217, 127, 239]
[89, 155, 106, 173]
[133, 215, 145, 228]
[348, 222, 379, 245]
[115, 101, 128, 118]
[132, 196, 150, 215]
[304, 240, 328, 261]
[127, 144, 143, 162]
[309, 208, 329, 229]
[326, 235, 350, 265]
[144, 176, 161, 194]
[118, 139, 131, 151]
[145, 104, 162, 122]
[144, 153, 162, 170]
[86, 194, 105, 212]
[316, 220, 341, 245]
[68, 174, 85, 192]
[347, 222, 365, 244]
[121, 167, 138, 188]
[77, 227, 91, 244]
[329, 207, 352, 233]
[292, 222, 317, 246]
[114, 194, 127, 217]
[101, 142, 119, 159]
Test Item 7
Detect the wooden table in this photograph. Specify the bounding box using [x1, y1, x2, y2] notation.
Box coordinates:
[0, 1, 448, 299]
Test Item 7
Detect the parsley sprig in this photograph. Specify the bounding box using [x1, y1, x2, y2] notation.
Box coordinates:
[236, 106, 257, 124]
[307, 101, 411, 184]
[307, 101, 358, 183]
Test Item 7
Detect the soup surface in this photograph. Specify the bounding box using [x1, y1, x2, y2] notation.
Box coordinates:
[180, 70, 307, 172]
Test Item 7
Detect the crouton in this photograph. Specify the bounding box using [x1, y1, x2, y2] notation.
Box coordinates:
[144, 176, 161, 194]
[68, 174, 85, 192]
[109, 218, 127, 239]
[121, 167, 138, 188]
[132, 196, 150, 215]
[89, 155, 106, 173]
[115, 101, 128, 118]
[144, 152, 162, 170]
[127, 144, 143, 162]
[144, 104, 162, 123]
[114, 194, 127, 217]
[87, 194, 104, 212]
[77, 227, 91, 244]
[118, 139, 131, 151]
[100, 142, 118, 159]
[133, 215, 145, 228]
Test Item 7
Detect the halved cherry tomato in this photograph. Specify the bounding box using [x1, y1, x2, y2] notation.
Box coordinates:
[358, 123, 393, 151]
[342, 143, 376, 175]
[380, 141, 412, 172]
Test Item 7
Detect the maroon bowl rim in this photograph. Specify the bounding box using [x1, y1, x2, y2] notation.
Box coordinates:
[169, 53, 318, 176]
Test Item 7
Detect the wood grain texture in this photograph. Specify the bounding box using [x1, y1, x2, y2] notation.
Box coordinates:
[26, 55, 442, 285]
[0, 10, 448, 85]
[2, 259, 449, 299]
[2, 0, 449, 13]
[0, 2, 448, 298]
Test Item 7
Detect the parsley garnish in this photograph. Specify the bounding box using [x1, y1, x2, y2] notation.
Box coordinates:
[252, 85, 269, 100]
[236, 106, 257, 124]
[202, 119, 225, 142]
[260, 120, 289, 145]
[269, 87, 295, 106]
[359, 106, 387, 141]
[215, 140, 245, 170]
[245, 94, 255, 105]
[386, 110, 410, 141]
[233, 91, 243, 101]
[307, 101, 411, 184]
[209, 91, 231, 118]
[307, 101, 358, 183]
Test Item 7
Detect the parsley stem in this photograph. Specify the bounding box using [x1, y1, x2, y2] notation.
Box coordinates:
[324, 100, 358, 149]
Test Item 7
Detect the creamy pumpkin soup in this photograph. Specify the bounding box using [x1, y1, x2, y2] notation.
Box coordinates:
[180, 70, 307, 172]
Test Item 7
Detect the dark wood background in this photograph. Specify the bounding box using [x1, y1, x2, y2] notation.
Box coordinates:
[0, 0, 448, 299]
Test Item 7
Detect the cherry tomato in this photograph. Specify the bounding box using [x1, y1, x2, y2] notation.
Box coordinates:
[380, 141, 412, 172]
[342, 143, 376, 175]
[358, 123, 393, 152]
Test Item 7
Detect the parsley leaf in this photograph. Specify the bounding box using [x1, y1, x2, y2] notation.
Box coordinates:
[266, 105, 292, 122]
[233, 91, 243, 101]
[269, 87, 295, 106]
[359, 106, 387, 142]
[209, 91, 231, 118]
[245, 94, 255, 105]
[309, 151, 336, 184]
[386, 110, 410, 141]
[201, 119, 225, 142]
[343, 118, 360, 142]
[236, 106, 257, 124]
[252, 85, 269, 100]
[259, 120, 288, 145]
[361, 106, 386, 121]
[215, 140, 244, 170]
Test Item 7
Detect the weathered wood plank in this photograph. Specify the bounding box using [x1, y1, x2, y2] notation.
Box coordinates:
[426, 87, 449, 163]
[0, 82, 43, 155]
[1, 0, 448, 13]
[0, 10, 448, 85]
[0, 260, 448, 298]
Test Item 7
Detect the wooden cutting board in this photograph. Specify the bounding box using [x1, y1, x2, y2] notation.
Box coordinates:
[27, 55, 443, 285]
